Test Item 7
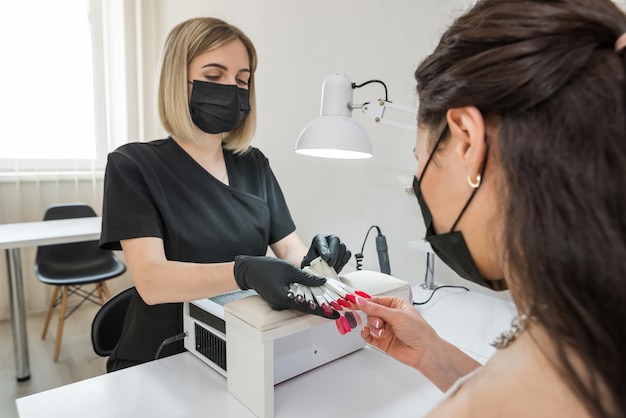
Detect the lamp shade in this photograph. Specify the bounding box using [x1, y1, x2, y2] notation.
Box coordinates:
[296, 115, 373, 159]
[295, 73, 373, 159]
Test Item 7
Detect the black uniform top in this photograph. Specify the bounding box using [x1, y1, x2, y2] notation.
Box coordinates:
[99, 138, 296, 371]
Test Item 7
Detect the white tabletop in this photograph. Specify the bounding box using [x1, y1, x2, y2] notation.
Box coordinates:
[1, 215, 105, 382]
[16, 349, 443, 418]
[414, 286, 516, 363]
[16, 286, 517, 418]
[0, 217, 102, 249]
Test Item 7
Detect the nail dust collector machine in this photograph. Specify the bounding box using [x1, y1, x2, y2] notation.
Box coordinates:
[183, 258, 412, 417]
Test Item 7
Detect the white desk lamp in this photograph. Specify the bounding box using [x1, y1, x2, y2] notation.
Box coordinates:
[295, 73, 436, 288]
[295, 73, 417, 159]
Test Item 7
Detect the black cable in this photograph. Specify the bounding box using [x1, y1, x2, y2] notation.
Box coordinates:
[354, 225, 391, 274]
[355, 252, 364, 270]
[355, 225, 381, 271]
[154, 332, 187, 360]
[351, 79, 388, 101]
[412, 285, 470, 305]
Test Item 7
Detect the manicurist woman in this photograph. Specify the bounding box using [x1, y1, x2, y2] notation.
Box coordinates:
[99, 17, 349, 372]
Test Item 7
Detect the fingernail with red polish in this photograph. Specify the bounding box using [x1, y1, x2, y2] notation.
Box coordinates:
[320, 302, 333, 315]
[338, 298, 351, 308]
[329, 300, 343, 311]
[344, 311, 357, 329]
[336, 318, 347, 335]
[340, 316, 351, 333]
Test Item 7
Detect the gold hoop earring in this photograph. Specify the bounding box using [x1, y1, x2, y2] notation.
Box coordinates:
[467, 174, 481, 189]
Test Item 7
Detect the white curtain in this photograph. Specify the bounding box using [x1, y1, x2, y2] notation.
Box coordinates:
[0, 0, 142, 320]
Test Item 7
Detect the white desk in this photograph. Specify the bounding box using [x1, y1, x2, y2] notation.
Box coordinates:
[16, 286, 517, 417]
[0, 217, 102, 381]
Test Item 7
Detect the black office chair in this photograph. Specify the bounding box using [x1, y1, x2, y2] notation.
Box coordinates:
[91, 286, 134, 357]
[36, 203, 127, 362]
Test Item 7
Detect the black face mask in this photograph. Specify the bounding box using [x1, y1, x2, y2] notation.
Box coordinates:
[413, 126, 506, 291]
[188, 80, 251, 134]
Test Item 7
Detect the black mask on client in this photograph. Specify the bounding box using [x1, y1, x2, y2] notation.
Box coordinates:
[412, 125, 506, 291]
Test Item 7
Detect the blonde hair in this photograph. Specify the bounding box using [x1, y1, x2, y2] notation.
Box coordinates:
[158, 17, 257, 153]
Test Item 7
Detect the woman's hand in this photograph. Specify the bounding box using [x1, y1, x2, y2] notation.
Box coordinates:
[233, 255, 340, 319]
[356, 295, 438, 371]
[357, 295, 481, 392]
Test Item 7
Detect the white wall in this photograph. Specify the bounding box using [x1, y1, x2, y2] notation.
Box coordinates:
[132, 0, 507, 297]
[0, 0, 517, 322]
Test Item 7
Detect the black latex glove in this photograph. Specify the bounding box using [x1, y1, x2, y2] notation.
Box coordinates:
[233, 255, 340, 320]
[301, 234, 351, 273]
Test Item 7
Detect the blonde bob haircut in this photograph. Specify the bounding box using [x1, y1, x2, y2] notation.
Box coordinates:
[158, 17, 257, 154]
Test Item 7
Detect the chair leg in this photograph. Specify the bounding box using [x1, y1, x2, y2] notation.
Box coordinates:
[53, 286, 69, 362]
[97, 283, 104, 304]
[101, 282, 111, 301]
[42, 286, 60, 339]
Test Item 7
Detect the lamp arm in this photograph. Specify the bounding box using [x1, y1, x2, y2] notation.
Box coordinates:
[360, 100, 417, 133]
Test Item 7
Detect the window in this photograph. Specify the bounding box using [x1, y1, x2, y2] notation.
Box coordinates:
[0, 0, 97, 161]
[0, 0, 134, 174]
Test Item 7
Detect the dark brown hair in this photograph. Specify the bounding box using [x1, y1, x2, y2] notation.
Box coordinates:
[415, 0, 626, 416]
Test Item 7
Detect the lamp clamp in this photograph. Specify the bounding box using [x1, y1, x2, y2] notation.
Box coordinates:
[360, 100, 417, 132]
[350, 78, 417, 132]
